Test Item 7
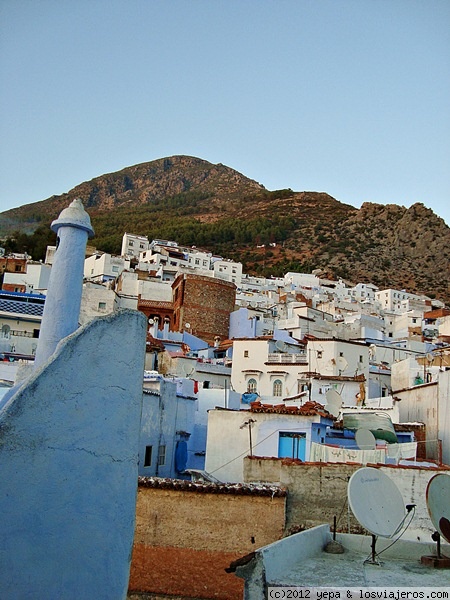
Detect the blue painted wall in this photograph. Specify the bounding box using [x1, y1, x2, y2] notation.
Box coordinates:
[139, 378, 197, 479]
[0, 310, 146, 599]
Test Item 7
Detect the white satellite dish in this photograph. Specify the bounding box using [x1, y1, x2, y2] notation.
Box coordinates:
[426, 473, 450, 544]
[355, 428, 376, 451]
[348, 467, 407, 564]
[426, 353, 434, 363]
[275, 340, 287, 352]
[337, 355, 348, 372]
[325, 389, 342, 418]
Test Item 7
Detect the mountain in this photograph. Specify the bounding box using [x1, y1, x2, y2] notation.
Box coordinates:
[1, 155, 449, 305]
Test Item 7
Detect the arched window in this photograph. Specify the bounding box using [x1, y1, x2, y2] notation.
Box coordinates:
[273, 379, 283, 396]
[1, 324, 10, 338]
[247, 378, 257, 393]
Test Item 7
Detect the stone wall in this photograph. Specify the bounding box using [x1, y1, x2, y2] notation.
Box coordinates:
[129, 479, 286, 600]
[244, 457, 450, 539]
[172, 274, 235, 344]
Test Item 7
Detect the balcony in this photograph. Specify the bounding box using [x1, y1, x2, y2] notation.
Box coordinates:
[267, 353, 308, 364]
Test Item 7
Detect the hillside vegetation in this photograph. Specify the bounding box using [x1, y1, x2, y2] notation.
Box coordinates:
[1, 155, 449, 305]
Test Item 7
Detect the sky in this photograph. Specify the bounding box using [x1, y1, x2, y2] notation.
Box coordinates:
[1, 0, 449, 225]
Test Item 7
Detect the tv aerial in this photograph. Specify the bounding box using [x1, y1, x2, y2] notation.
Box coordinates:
[421, 473, 450, 567]
[348, 467, 414, 565]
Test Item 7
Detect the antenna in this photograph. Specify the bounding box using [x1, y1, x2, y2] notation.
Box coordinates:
[325, 389, 342, 418]
[348, 467, 410, 565]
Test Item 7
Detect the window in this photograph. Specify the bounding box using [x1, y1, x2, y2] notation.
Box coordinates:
[273, 379, 283, 396]
[1, 324, 10, 337]
[247, 378, 257, 393]
[317, 351, 323, 359]
[98, 302, 107, 310]
[157, 445, 166, 466]
[278, 432, 306, 461]
[195, 259, 200, 265]
[144, 445, 152, 467]
[244, 350, 249, 358]
[359, 355, 363, 363]
[111, 266, 119, 273]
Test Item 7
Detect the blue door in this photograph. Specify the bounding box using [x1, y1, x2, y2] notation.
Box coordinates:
[278, 432, 306, 461]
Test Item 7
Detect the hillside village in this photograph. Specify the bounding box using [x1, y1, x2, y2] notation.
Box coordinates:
[1, 219, 450, 598]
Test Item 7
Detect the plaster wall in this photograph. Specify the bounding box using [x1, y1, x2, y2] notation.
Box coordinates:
[308, 339, 369, 379]
[80, 282, 117, 324]
[129, 484, 285, 600]
[394, 380, 440, 460]
[139, 379, 196, 478]
[205, 409, 323, 483]
[0, 309, 147, 599]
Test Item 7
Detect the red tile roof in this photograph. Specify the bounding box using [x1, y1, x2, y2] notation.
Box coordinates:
[249, 400, 334, 418]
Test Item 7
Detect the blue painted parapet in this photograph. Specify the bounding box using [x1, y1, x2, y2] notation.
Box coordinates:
[0, 309, 146, 600]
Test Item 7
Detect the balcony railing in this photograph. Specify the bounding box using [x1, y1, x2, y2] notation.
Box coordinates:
[267, 353, 308, 364]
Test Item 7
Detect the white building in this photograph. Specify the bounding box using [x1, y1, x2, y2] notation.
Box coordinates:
[84, 253, 130, 283]
[2, 261, 51, 294]
[79, 282, 119, 324]
[205, 404, 334, 482]
[375, 288, 430, 313]
[277, 303, 336, 339]
[212, 258, 243, 286]
[121, 232, 150, 259]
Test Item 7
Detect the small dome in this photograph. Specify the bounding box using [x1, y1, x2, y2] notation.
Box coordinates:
[51, 199, 94, 237]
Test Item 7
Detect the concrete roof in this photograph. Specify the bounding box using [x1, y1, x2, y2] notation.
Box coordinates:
[230, 525, 450, 591]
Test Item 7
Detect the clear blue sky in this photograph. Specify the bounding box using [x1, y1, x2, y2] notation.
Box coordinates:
[1, 0, 449, 225]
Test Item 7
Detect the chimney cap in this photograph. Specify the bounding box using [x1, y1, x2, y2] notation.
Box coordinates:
[51, 199, 94, 237]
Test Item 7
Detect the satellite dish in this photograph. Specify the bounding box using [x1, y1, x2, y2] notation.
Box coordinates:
[348, 467, 406, 539]
[426, 353, 433, 363]
[337, 356, 349, 372]
[275, 340, 287, 352]
[355, 428, 376, 451]
[185, 323, 191, 330]
[148, 318, 154, 325]
[325, 389, 342, 418]
[426, 473, 450, 544]
[369, 344, 377, 359]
